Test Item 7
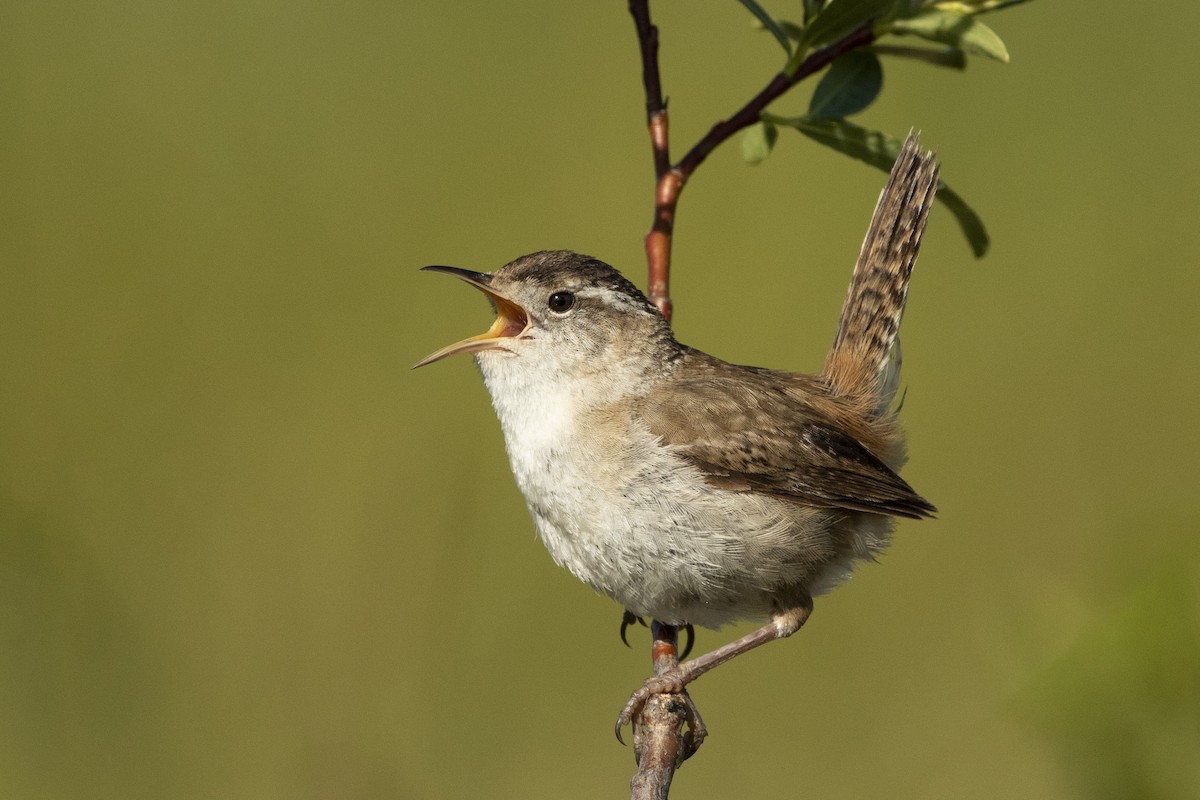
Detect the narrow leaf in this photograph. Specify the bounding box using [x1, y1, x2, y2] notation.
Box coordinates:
[808, 50, 883, 120]
[764, 116, 990, 256]
[889, 9, 1009, 63]
[740, 0, 793, 55]
[869, 43, 966, 69]
[741, 121, 779, 165]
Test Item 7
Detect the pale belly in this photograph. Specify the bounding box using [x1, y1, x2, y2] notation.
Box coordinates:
[478, 355, 889, 629]
[502, 405, 851, 629]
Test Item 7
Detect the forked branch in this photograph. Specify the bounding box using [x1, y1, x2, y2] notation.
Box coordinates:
[629, 0, 876, 321]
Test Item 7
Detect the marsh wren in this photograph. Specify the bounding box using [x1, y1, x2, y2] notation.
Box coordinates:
[416, 134, 938, 739]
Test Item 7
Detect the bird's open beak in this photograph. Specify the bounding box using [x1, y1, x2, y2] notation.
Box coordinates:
[413, 266, 531, 368]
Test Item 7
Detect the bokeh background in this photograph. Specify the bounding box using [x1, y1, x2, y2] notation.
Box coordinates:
[3, 2, 1198, 798]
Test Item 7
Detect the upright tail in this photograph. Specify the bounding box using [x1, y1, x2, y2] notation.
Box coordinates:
[822, 132, 939, 415]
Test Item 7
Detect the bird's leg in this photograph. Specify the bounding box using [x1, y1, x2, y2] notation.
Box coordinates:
[624, 621, 708, 755]
[615, 591, 813, 741]
[619, 613, 694, 659]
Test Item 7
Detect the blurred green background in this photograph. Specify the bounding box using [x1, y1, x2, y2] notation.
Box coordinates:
[3, 2, 1198, 798]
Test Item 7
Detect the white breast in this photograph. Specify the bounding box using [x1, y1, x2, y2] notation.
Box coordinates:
[476, 350, 576, 491]
[474, 349, 841, 630]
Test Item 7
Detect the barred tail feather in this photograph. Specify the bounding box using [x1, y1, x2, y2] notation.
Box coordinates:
[822, 133, 939, 415]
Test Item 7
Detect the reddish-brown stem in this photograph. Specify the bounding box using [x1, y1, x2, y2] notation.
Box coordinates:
[645, 168, 680, 321]
[629, 0, 674, 320]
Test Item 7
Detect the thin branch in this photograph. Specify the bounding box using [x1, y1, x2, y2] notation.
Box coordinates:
[628, 0, 669, 178]
[643, 169, 680, 322]
[630, 696, 686, 800]
[630, 623, 702, 800]
[629, 0, 674, 320]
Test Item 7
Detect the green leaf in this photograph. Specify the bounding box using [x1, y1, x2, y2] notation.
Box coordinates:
[741, 121, 779, 165]
[788, 0, 896, 74]
[889, 9, 1010, 63]
[869, 43, 966, 69]
[808, 50, 883, 120]
[763, 116, 990, 256]
[739, 0, 793, 55]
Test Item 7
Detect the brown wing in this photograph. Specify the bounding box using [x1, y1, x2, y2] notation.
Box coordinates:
[635, 353, 936, 519]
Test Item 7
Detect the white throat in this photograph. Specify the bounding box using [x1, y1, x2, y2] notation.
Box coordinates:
[475, 349, 579, 476]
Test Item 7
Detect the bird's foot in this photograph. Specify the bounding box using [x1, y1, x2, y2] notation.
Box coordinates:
[614, 667, 707, 746]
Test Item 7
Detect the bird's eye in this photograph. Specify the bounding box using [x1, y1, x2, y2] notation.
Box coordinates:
[547, 291, 575, 313]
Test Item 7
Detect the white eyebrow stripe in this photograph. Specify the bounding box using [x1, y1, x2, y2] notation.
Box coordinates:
[575, 286, 654, 314]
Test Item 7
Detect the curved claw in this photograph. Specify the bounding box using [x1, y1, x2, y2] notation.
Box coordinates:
[619, 610, 647, 648]
[680, 623, 695, 660]
[613, 670, 686, 745]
